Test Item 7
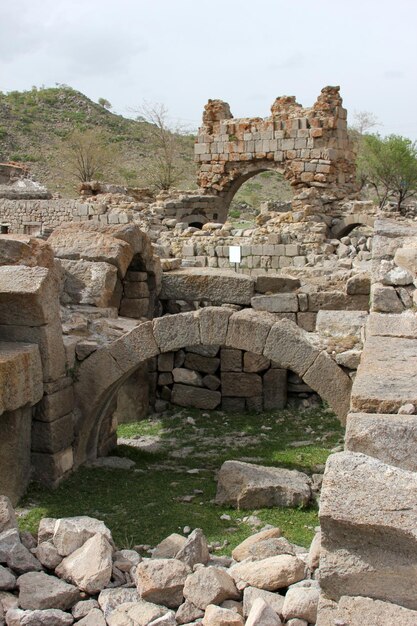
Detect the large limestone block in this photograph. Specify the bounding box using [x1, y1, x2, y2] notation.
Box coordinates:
[243, 352, 270, 373]
[215, 461, 311, 509]
[56, 534, 113, 594]
[0, 408, 32, 505]
[319, 451, 417, 609]
[183, 567, 240, 610]
[184, 353, 220, 374]
[0, 343, 43, 414]
[0, 266, 58, 325]
[198, 307, 233, 346]
[316, 594, 417, 626]
[371, 283, 403, 313]
[231, 555, 305, 591]
[351, 335, 417, 413]
[32, 412, 74, 454]
[221, 373, 262, 397]
[251, 294, 299, 313]
[173, 368, 203, 387]
[255, 275, 300, 294]
[308, 291, 369, 312]
[61, 259, 118, 307]
[0, 321, 66, 382]
[109, 321, 160, 373]
[153, 312, 200, 353]
[31, 447, 74, 487]
[0, 234, 55, 269]
[366, 311, 417, 338]
[17, 571, 80, 610]
[135, 558, 191, 609]
[52, 517, 112, 557]
[263, 319, 319, 376]
[263, 369, 287, 410]
[171, 384, 221, 410]
[226, 309, 277, 354]
[394, 245, 417, 274]
[303, 351, 352, 422]
[316, 310, 367, 340]
[160, 268, 254, 304]
[345, 412, 417, 471]
[48, 225, 133, 277]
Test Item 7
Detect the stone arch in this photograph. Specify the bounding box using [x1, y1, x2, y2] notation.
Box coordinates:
[331, 214, 375, 239]
[219, 162, 287, 215]
[73, 308, 352, 467]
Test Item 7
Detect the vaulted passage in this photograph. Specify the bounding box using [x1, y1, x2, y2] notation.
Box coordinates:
[74, 308, 352, 466]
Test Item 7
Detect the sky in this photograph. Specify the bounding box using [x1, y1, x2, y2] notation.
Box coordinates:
[1, 0, 417, 138]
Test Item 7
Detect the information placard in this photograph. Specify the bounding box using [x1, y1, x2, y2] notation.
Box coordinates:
[229, 246, 241, 264]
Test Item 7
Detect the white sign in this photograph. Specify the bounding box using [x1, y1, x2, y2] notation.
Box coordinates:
[229, 246, 241, 264]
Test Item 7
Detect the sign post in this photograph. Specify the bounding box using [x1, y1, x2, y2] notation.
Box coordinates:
[229, 245, 241, 273]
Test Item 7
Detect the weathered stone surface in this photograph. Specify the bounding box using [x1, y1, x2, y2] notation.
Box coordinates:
[71, 599, 99, 620]
[308, 531, 321, 571]
[0, 266, 59, 325]
[60, 260, 117, 307]
[31, 448, 74, 488]
[226, 309, 277, 354]
[231, 555, 305, 591]
[243, 587, 284, 618]
[160, 269, 254, 304]
[33, 542, 62, 570]
[202, 374, 221, 390]
[245, 597, 282, 626]
[345, 413, 417, 471]
[263, 319, 319, 376]
[35, 386, 74, 423]
[0, 408, 33, 505]
[316, 310, 367, 340]
[316, 594, 417, 626]
[171, 384, 221, 410]
[153, 312, 200, 353]
[106, 600, 167, 626]
[221, 373, 262, 398]
[303, 351, 352, 422]
[246, 537, 296, 561]
[243, 352, 270, 373]
[0, 529, 42, 574]
[319, 451, 417, 609]
[31, 413, 74, 454]
[6, 608, 74, 625]
[108, 320, 159, 373]
[17, 571, 79, 610]
[76, 608, 106, 626]
[135, 558, 191, 609]
[152, 534, 187, 560]
[232, 528, 281, 562]
[175, 599, 204, 625]
[172, 368, 203, 387]
[308, 291, 369, 312]
[351, 335, 417, 413]
[198, 307, 233, 347]
[394, 245, 417, 274]
[202, 604, 244, 626]
[52, 517, 112, 557]
[251, 293, 298, 313]
[183, 567, 240, 610]
[97, 588, 140, 617]
[216, 461, 311, 509]
[220, 348, 242, 372]
[118, 297, 149, 318]
[346, 273, 370, 295]
[0, 343, 43, 414]
[0, 565, 15, 591]
[282, 586, 319, 623]
[0, 497, 17, 533]
[366, 311, 417, 338]
[256, 275, 300, 294]
[263, 369, 287, 410]
[175, 529, 209, 568]
[371, 283, 403, 312]
[184, 353, 220, 374]
[55, 534, 112, 594]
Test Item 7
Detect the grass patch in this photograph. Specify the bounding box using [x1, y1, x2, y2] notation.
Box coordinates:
[18, 405, 343, 553]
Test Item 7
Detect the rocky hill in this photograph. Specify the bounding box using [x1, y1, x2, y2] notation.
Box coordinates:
[0, 86, 196, 197]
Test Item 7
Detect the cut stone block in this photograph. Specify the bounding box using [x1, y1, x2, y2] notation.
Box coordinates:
[0, 342, 43, 414]
[171, 384, 221, 410]
[221, 373, 262, 398]
[160, 268, 254, 304]
[0, 265, 59, 325]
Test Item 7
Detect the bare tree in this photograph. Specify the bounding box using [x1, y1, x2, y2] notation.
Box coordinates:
[63, 129, 114, 182]
[137, 102, 185, 191]
[351, 110, 380, 135]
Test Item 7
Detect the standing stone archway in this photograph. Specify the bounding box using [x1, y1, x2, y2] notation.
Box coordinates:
[195, 86, 356, 221]
[73, 308, 352, 467]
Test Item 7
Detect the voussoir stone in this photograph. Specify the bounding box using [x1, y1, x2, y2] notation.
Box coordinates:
[215, 461, 311, 509]
[55, 534, 112, 594]
[319, 451, 417, 609]
[226, 309, 277, 354]
[231, 555, 305, 591]
[136, 558, 191, 609]
[153, 312, 200, 353]
[183, 566, 240, 610]
[263, 318, 319, 377]
[17, 571, 80, 610]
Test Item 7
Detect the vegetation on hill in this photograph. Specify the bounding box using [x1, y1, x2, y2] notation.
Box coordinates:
[0, 86, 196, 196]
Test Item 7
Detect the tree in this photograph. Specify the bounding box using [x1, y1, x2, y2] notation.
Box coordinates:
[63, 129, 114, 182]
[357, 134, 417, 211]
[136, 102, 185, 190]
[351, 110, 380, 136]
[98, 97, 112, 110]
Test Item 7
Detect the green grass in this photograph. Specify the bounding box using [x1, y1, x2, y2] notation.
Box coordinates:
[18, 405, 343, 553]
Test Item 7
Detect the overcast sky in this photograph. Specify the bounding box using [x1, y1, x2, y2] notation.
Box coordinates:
[1, 0, 417, 138]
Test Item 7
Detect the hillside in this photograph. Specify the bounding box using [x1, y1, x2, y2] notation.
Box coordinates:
[0, 86, 197, 197]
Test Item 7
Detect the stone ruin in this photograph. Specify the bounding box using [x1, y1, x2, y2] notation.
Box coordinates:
[1, 86, 417, 624]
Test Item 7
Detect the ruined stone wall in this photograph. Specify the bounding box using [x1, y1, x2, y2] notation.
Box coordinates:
[195, 86, 356, 219]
